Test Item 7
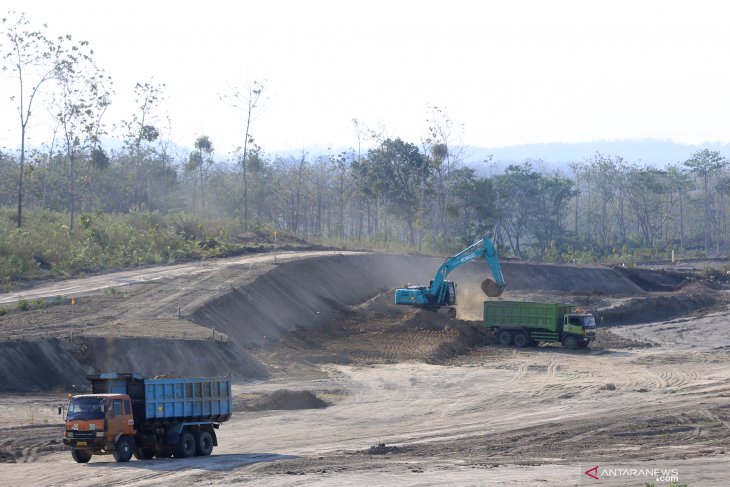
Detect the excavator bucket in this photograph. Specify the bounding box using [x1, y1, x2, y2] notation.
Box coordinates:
[481, 278, 503, 297]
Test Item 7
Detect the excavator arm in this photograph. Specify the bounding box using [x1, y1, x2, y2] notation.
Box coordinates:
[429, 237, 505, 298]
[394, 235, 506, 311]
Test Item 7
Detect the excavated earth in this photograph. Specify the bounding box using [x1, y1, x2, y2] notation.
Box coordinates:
[1, 252, 729, 486]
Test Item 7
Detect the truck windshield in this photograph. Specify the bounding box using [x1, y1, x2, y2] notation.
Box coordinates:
[67, 398, 106, 420]
[582, 316, 596, 328]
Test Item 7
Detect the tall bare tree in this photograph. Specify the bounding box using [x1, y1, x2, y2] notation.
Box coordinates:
[1, 12, 63, 227]
[54, 34, 112, 231]
[122, 80, 165, 208]
[222, 80, 264, 230]
[185, 135, 214, 216]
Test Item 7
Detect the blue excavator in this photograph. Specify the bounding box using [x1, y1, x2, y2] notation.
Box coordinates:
[394, 236, 506, 318]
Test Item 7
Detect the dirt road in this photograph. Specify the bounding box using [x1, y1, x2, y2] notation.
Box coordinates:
[3, 317, 729, 485]
[0, 250, 361, 305]
[0, 255, 728, 485]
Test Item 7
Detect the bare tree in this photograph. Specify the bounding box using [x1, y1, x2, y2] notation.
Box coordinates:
[122, 80, 165, 208]
[53, 35, 112, 231]
[185, 135, 214, 216]
[222, 80, 264, 230]
[422, 105, 465, 250]
[1, 12, 63, 227]
[292, 150, 307, 233]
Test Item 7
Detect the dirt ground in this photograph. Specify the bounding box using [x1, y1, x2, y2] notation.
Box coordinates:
[0, 253, 729, 486]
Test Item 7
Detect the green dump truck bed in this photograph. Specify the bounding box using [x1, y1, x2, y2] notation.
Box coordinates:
[483, 301, 571, 333]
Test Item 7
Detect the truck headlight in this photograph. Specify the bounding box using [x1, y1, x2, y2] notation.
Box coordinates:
[96, 432, 104, 437]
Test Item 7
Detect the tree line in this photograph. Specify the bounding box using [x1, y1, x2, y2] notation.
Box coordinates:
[2, 11, 729, 263]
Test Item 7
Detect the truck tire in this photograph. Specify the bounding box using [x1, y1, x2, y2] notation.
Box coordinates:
[133, 447, 155, 460]
[563, 335, 577, 350]
[173, 431, 196, 458]
[195, 431, 214, 456]
[513, 331, 530, 348]
[497, 329, 513, 346]
[113, 436, 134, 462]
[71, 448, 92, 463]
[447, 308, 456, 319]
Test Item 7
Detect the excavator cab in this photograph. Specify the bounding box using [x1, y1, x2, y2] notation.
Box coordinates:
[444, 281, 456, 306]
[429, 280, 456, 306]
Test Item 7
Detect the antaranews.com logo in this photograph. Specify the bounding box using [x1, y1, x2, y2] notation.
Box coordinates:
[584, 465, 680, 483]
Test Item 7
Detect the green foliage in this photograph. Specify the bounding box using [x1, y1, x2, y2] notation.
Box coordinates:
[0, 307, 7, 316]
[16, 298, 29, 311]
[49, 295, 71, 305]
[366, 138, 431, 245]
[31, 298, 46, 309]
[0, 207, 315, 287]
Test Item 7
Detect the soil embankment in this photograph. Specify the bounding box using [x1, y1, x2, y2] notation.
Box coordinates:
[0, 252, 715, 392]
[0, 337, 262, 392]
[189, 254, 438, 347]
[190, 256, 649, 350]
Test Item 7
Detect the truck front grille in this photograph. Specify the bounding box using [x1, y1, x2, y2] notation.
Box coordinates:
[72, 431, 96, 439]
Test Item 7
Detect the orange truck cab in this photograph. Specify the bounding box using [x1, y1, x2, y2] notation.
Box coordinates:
[63, 393, 137, 462]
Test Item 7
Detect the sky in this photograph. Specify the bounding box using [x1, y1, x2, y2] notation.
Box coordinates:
[1, 0, 730, 158]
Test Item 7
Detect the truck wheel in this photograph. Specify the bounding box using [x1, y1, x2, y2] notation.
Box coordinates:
[513, 332, 529, 348]
[173, 431, 196, 458]
[113, 436, 134, 462]
[447, 308, 456, 319]
[133, 447, 155, 460]
[497, 329, 513, 346]
[512, 331, 530, 348]
[195, 431, 214, 456]
[563, 336, 578, 350]
[71, 448, 92, 463]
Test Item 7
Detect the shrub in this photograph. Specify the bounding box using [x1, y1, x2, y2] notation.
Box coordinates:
[16, 298, 29, 311]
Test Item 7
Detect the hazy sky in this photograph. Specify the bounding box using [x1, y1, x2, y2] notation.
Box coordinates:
[1, 0, 729, 156]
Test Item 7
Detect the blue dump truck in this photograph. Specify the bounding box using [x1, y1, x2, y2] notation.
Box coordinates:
[62, 373, 232, 463]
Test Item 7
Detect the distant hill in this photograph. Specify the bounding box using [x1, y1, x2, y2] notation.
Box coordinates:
[462, 139, 730, 173]
[95, 137, 730, 174]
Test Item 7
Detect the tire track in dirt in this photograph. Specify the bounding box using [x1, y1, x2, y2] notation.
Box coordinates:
[509, 362, 530, 383]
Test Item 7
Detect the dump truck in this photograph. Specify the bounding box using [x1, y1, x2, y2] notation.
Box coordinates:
[62, 373, 232, 463]
[484, 301, 596, 349]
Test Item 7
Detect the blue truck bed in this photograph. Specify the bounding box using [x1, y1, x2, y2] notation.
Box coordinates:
[89, 373, 232, 423]
[144, 377, 232, 421]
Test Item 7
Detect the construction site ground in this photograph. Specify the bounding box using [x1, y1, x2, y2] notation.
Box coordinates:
[0, 251, 729, 486]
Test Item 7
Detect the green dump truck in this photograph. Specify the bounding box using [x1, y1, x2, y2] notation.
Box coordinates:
[484, 301, 596, 349]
